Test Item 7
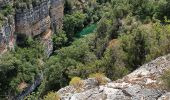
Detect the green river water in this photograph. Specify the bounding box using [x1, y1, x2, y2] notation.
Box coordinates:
[77, 23, 97, 37]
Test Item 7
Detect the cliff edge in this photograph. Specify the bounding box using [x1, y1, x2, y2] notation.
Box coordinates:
[57, 54, 170, 100]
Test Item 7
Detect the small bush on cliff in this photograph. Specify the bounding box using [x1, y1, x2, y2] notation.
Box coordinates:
[53, 30, 68, 50]
[1, 4, 15, 16]
[69, 77, 84, 92]
[89, 73, 107, 85]
[161, 69, 170, 90]
[43, 92, 60, 100]
[0, 13, 4, 28]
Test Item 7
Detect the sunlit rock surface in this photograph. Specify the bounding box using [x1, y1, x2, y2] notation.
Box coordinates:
[58, 54, 170, 100]
[0, 15, 15, 53]
[0, 0, 64, 55]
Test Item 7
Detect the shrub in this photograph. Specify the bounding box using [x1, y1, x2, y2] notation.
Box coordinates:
[43, 92, 60, 100]
[161, 69, 170, 90]
[24, 92, 39, 100]
[63, 11, 86, 41]
[53, 30, 68, 50]
[69, 77, 84, 92]
[0, 4, 14, 17]
[89, 73, 107, 85]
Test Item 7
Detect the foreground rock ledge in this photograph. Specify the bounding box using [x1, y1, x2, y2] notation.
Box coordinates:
[57, 54, 170, 100]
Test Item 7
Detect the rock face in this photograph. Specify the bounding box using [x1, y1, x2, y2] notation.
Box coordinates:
[58, 54, 170, 100]
[158, 92, 170, 100]
[0, 0, 64, 54]
[15, 0, 51, 36]
[50, 0, 64, 32]
[0, 15, 15, 53]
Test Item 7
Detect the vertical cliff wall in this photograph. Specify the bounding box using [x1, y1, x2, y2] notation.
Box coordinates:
[0, 1, 15, 53]
[50, 0, 64, 32]
[15, 0, 51, 36]
[0, 0, 64, 54]
[0, 15, 15, 53]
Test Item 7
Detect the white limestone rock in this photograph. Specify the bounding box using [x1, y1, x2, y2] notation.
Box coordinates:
[58, 54, 170, 100]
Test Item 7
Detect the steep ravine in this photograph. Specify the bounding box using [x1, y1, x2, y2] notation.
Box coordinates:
[0, 1, 64, 98]
[57, 54, 170, 100]
[0, 0, 64, 55]
[14, 73, 43, 100]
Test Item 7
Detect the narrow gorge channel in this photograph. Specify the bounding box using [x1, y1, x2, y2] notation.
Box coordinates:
[14, 22, 97, 99]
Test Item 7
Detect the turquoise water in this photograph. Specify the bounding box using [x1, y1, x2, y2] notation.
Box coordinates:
[77, 23, 97, 37]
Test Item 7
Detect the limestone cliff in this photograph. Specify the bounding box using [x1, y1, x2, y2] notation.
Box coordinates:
[57, 54, 170, 100]
[15, 0, 51, 36]
[0, 16, 15, 53]
[0, 0, 64, 55]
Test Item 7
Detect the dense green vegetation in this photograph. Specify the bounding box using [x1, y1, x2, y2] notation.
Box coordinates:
[0, 39, 46, 98]
[77, 23, 97, 36]
[161, 69, 170, 90]
[0, 4, 14, 27]
[1, 0, 170, 99]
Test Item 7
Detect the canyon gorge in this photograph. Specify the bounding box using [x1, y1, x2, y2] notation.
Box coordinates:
[0, 0, 64, 55]
[1, 0, 170, 99]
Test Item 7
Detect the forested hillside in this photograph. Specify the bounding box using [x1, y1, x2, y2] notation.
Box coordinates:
[1, 0, 170, 99]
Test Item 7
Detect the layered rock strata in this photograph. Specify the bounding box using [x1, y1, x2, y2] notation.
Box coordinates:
[0, 15, 15, 53]
[50, 0, 64, 32]
[15, 0, 50, 36]
[0, 0, 64, 54]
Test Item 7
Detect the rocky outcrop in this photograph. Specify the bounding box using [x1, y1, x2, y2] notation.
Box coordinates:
[0, 0, 64, 54]
[15, 0, 64, 36]
[58, 54, 170, 100]
[40, 29, 53, 56]
[0, 0, 15, 53]
[15, 0, 64, 55]
[50, 0, 64, 32]
[15, 1, 50, 36]
[0, 15, 15, 53]
[15, 0, 49, 36]
[158, 92, 170, 100]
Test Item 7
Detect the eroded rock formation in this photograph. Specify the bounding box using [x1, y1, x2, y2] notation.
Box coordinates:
[0, 15, 15, 53]
[15, 0, 51, 36]
[0, 0, 64, 55]
[58, 54, 170, 100]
